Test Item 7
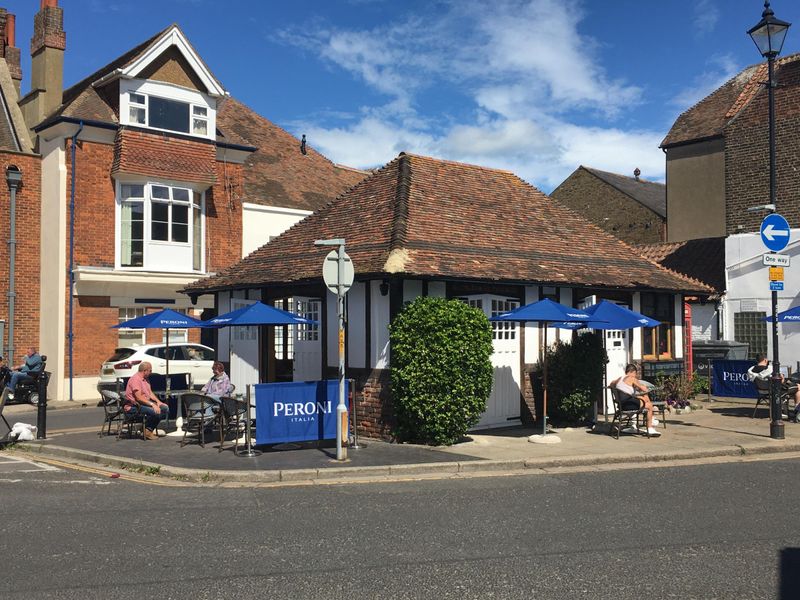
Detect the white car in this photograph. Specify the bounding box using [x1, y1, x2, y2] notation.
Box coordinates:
[99, 343, 216, 386]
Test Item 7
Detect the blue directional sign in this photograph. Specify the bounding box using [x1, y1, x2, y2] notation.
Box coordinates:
[760, 213, 791, 252]
[770, 281, 784, 291]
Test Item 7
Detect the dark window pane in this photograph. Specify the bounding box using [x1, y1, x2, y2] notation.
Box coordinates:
[151, 186, 170, 200]
[149, 96, 190, 133]
[152, 222, 168, 241]
[172, 205, 188, 225]
[173, 188, 190, 202]
[152, 202, 168, 221]
[131, 221, 143, 239]
[172, 224, 188, 243]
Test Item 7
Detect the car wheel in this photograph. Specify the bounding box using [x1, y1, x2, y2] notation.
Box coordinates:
[29, 392, 39, 406]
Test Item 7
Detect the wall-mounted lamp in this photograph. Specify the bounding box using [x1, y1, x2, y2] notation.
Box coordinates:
[379, 280, 390, 296]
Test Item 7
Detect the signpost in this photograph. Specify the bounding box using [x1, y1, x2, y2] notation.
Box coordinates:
[315, 238, 355, 461]
[760, 213, 791, 440]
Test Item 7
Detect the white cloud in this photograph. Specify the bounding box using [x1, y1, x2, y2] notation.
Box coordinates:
[671, 53, 739, 109]
[693, 0, 720, 36]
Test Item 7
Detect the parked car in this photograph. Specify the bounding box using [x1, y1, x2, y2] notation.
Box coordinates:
[99, 343, 215, 386]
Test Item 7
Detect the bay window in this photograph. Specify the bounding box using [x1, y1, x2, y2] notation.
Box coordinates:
[118, 182, 204, 272]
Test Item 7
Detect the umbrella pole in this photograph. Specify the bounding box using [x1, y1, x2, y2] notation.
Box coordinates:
[603, 336, 608, 422]
[543, 325, 548, 436]
[165, 329, 171, 399]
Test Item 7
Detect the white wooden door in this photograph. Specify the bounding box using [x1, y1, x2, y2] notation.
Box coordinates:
[467, 295, 521, 429]
[230, 298, 259, 392]
[293, 297, 322, 382]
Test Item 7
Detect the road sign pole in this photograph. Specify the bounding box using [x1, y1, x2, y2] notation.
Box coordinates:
[336, 243, 347, 461]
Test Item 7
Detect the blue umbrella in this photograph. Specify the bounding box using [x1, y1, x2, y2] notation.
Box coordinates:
[490, 299, 598, 435]
[112, 308, 205, 396]
[552, 300, 661, 330]
[204, 301, 317, 327]
[764, 306, 800, 322]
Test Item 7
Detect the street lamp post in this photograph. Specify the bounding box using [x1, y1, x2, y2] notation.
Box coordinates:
[5, 165, 22, 366]
[748, 1, 791, 440]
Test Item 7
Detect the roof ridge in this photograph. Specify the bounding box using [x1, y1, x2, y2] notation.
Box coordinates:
[583, 165, 664, 187]
[399, 151, 516, 175]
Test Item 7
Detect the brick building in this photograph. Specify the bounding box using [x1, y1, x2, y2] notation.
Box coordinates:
[661, 53, 800, 241]
[0, 1, 365, 400]
[550, 165, 666, 245]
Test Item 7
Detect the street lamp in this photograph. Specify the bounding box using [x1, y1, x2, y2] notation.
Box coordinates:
[5, 165, 22, 367]
[748, 1, 791, 440]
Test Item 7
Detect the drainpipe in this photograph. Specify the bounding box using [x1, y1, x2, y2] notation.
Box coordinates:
[5, 165, 22, 365]
[68, 122, 83, 402]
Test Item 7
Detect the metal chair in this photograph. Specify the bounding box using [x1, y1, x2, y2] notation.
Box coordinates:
[0, 381, 11, 438]
[180, 392, 220, 448]
[217, 395, 247, 453]
[98, 389, 124, 436]
[609, 387, 646, 439]
[118, 401, 147, 441]
[752, 378, 771, 418]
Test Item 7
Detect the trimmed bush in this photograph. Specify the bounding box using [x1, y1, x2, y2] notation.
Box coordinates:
[389, 297, 493, 445]
[532, 332, 607, 424]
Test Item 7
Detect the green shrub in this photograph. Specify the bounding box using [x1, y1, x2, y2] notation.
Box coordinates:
[532, 332, 607, 424]
[655, 374, 696, 408]
[389, 297, 493, 445]
[691, 375, 709, 396]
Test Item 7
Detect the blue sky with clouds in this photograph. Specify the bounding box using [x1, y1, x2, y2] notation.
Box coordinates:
[6, 0, 800, 192]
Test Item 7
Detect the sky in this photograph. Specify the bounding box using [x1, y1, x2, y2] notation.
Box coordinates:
[5, 0, 800, 192]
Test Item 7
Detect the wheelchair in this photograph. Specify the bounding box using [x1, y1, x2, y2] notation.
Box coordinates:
[0, 355, 49, 406]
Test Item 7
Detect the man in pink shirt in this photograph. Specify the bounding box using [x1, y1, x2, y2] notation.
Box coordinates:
[124, 362, 168, 440]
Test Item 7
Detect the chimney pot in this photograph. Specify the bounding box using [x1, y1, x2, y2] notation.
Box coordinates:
[633, 167, 641, 181]
[6, 13, 14, 47]
[41, 0, 58, 9]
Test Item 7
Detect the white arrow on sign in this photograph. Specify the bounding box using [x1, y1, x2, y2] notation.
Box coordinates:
[763, 224, 791, 241]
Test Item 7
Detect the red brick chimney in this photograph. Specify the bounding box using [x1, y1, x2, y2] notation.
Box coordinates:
[24, 0, 66, 126]
[0, 9, 22, 97]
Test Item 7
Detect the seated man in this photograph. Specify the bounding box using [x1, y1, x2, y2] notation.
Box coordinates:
[611, 363, 660, 436]
[124, 361, 169, 440]
[2, 347, 43, 403]
[748, 354, 800, 421]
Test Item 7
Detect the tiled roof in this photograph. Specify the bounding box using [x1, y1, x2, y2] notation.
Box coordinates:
[215, 98, 366, 210]
[0, 58, 31, 152]
[185, 153, 711, 295]
[635, 237, 725, 293]
[581, 166, 665, 217]
[661, 53, 800, 148]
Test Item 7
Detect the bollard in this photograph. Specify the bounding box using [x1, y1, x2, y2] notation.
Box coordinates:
[36, 373, 47, 439]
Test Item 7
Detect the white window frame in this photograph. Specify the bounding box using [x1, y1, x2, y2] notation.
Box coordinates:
[115, 179, 206, 273]
[296, 299, 320, 341]
[118, 307, 146, 345]
[120, 79, 216, 141]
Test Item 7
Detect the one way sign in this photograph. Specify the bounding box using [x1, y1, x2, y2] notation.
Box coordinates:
[760, 213, 791, 252]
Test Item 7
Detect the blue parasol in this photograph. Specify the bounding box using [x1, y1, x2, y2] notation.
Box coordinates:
[552, 300, 660, 330]
[203, 301, 317, 327]
[764, 305, 800, 322]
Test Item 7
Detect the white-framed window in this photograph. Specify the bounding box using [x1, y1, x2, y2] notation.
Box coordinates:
[491, 299, 519, 341]
[296, 299, 320, 341]
[120, 80, 216, 140]
[274, 299, 295, 360]
[117, 181, 205, 272]
[118, 307, 146, 345]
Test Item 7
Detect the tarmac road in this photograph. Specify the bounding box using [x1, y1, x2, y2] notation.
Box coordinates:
[3, 454, 800, 599]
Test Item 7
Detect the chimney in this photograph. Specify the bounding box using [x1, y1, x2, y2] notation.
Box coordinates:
[3, 12, 22, 97]
[27, 0, 66, 125]
[633, 167, 641, 181]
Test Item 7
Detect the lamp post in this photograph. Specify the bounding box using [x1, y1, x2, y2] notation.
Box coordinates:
[5, 165, 22, 366]
[748, 1, 791, 440]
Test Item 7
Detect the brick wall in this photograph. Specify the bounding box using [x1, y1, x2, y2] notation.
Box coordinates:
[64, 138, 242, 376]
[725, 59, 800, 234]
[325, 366, 396, 440]
[551, 169, 665, 244]
[0, 153, 41, 365]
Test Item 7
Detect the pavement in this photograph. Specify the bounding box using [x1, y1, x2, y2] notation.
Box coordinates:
[3, 395, 800, 485]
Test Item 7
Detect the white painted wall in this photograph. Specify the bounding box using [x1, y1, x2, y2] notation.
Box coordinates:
[241, 203, 311, 257]
[346, 282, 366, 368]
[217, 291, 231, 362]
[523, 286, 540, 364]
[725, 232, 800, 363]
[690, 303, 718, 342]
[326, 290, 338, 368]
[370, 280, 390, 368]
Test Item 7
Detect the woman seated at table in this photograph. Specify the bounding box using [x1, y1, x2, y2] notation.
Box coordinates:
[611, 363, 660, 436]
[202, 361, 232, 399]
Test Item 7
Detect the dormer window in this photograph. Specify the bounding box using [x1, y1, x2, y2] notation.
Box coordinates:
[120, 79, 216, 140]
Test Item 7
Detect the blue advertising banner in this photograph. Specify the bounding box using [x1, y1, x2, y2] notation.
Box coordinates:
[254, 380, 349, 445]
[711, 360, 757, 398]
